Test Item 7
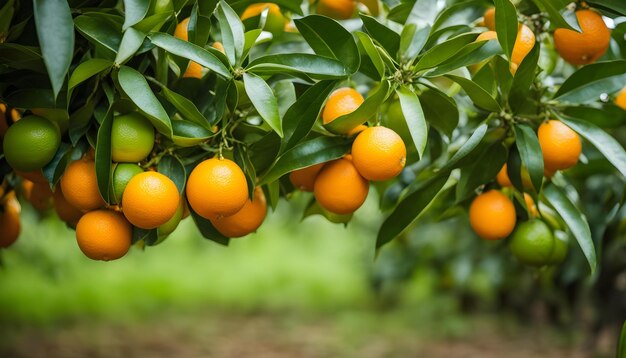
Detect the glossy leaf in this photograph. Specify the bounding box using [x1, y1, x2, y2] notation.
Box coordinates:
[445, 75, 501, 112]
[325, 80, 390, 134]
[356, 32, 385, 79]
[171, 121, 214, 147]
[513, 124, 544, 192]
[414, 33, 476, 72]
[397, 86, 428, 158]
[157, 155, 186, 194]
[33, 0, 74, 98]
[360, 14, 400, 58]
[246, 54, 349, 80]
[74, 15, 123, 55]
[95, 107, 114, 203]
[544, 183, 596, 273]
[161, 86, 211, 130]
[553, 60, 626, 103]
[115, 27, 146, 65]
[243, 72, 282, 137]
[456, 142, 507, 201]
[494, 0, 518, 59]
[509, 42, 539, 111]
[68, 59, 112, 90]
[215, 1, 244, 65]
[530, 0, 580, 31]
[190, 207, 230, 245]
[122, 0, 150, 30]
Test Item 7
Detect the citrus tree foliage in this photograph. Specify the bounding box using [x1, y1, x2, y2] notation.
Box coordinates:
[0, 0, 625, 272]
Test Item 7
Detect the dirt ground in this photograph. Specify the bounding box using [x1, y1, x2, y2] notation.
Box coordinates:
[0, 312, 611, 358]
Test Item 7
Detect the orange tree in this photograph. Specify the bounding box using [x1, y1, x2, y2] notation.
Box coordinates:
[0, 0, 625, 290]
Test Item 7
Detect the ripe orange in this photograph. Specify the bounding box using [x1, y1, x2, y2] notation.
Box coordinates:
[351, 126, 406, 181]
[60, 159, 106, 212]
[322, 87, 364, 126]
[317, 0, 356, 20]
[241, 3, 286, 36]
[524, 193, 539, 218]
[183, 61, 204, 78]
[0, 192, 21, 248]
[469, 190, 517, 240]
[122, 171, 180, 229]
[211, 187, 267, 238]
[538, 120, 582, 172]
[174, 17, 190, 41]
[615, 86, 626, 110]
[75, 210, 132, 261]
[496, 164, 535, 190]
[212, 41, 226, 54]
[314, 158, 369, 215]
[476, 31, 497, 42]
[484, 8, 496, 31]
[289, 163, 325, 192]
[186, 157, 249, 218]
[53, 188, 83, 227]
[511, 24, 535, 72]
[554, 9, 610, 66]
[22, 180, 53, 212]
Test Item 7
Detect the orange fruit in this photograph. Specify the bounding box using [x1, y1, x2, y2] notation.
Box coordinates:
[186, 157, 249, 218]
[53, 188, 83, 227]
[212, 41, 225, 54]
[60, 159, 106, 212]
[15, 169, 47, 184]
[554, 9, 610, 66]
[469, 190, 517, 240]
[122, 171, 180, 229]
[23, 180, 53, 212]
[322, 87, 364, 125]
[484, 8, 495, 31]
[174, 17, 190, 41]
[314, 158, 369, 215]
[0, 192, 21, 248]
[211, 187, 267, 238]
[476, 31, 497, 42]
[524, 193, 539, 218]
[75, 210, 132, 261]
[511, 24, 535, 72]
[183, 61, 204, 79]
[317, 0, 356, 20]
[538, 120, 582, 172]
[241, 3, 286, 36]
[352, 126, 406, 181]
[347, 124, 368, 136]
[290, 163, 325, 192]
[496, 164, 535, 190]
[615, 86, 626, 110]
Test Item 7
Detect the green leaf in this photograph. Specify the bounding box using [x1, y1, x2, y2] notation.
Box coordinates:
[360, 14, 400, 58]
[282, 80, 336, 153]
[509, 42, 539, 111]
[356, 31, 385, 79]
[118, 66, 173, 137]
[33, 0, 74, 98]
[553, 60, 626, 103]
[190, 207, 230, 245]
[430, 0, 484, 32]
[0, 43, 45, 73]
[74, 14, 123, 55]
[243, 72, 282, 137]
[543, 183, 596, 273]
[325, 80, 390, 134]
[260, 136, 350, 186]
[68, 59, 112, 91]
[42, 142, 73, 187]
[95, 107, 114, 203]
[157, 155, 186, 194]
[587, 0, 626, 15]
[419, 87, 459, 137]
[414, 33, 476, 72]
[115, 27, 146, 65]
[122, 0, 150, 30]
[377, 175, 449, 248]
[439, 124, 489, 172]
[618, 321, 626, 358]
[513, 124, 544, 192]
[530, 0, 580, 31]
[494, 0, 519, 59]
[171, 120, 214, 147]
[397, 86, 428, 158]
[456, 142, 507, 201]
[246, 54, 350, 80]
[445, 75, 501, 112]
[556, 113, 626, 180]
[161, 86, 211, 130]
[215, 0, 244, 65]
[149, 32, 232, 79]
[427, 38, 502, 76]
[294, 15, 360, 74]
[400, 24, 429, 63]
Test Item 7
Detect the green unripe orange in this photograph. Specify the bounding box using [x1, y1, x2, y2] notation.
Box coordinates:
[111, 163, 144, 204]
[3, 115, 61, 172]
[510, 219, 564, 266]
[111, 113, 155, 163]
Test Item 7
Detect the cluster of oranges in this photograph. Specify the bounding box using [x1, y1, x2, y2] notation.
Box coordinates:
[290, 87, 407, 215]
[479, 6, 611, 69]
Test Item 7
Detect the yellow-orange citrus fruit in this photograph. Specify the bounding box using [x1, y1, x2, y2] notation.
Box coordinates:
[538, 120, 582, 171]
[0, 193, 21, 248]
[359, 0, 379, 16]
[524, 193, 539, 218]
[290, 163, 325, 192]
[554, 9, 610, 66]
[496, 164, 512, 187]
[212, 41, 226, 54]
[615, 86, 626, 110]
[23, 180, 53, 212]
[75, 210, 132, 261]
[174, 17, 190, 41]
[186, 157, 249, 218]
[322, 87, 364, 129]
[211, 187, 267, 238]
[352, 126, 406, 181]
[476, 31, 497, 42]
[511, 24, 536, 70]
[183, 61, 203, 79]
[60, 159, 106, 212]
[15, 169, 47, 184]
[53, 188, 83, 227]
[469, 190, 517, 240]
[314, 158, 369, 215]
[347, 124, 368, 136]
[484, 8, 496, 31]
[122, 171, 180, 229]
[317, 0, 356, 20]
